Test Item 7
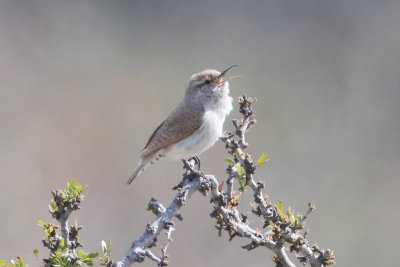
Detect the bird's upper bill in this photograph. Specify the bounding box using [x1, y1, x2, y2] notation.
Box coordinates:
[215, 65, 239, 85]
[188, 65, 239, 88]
[214, 65, 237, 85]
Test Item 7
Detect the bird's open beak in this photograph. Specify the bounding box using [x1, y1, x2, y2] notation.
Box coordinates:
[215, 65, 238, 85]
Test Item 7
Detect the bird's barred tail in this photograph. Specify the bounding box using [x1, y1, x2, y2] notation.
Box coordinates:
[127, 162, 146, 185]
[127, 152, 163, 184]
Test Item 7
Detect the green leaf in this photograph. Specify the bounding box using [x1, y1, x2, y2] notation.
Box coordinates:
[33, 248, 39, 258]
[287, 206, 292, 217]
[101, 240, 111, 255]
[67, 179, 84, 196]
[289, 214, 296, 225]
[44, 224, 54, 237]
[296, 214, 302, 224]
[16, 257, 24, 267]
[238, 176, 246, 191]
[225, 158, 235, 165]
[59, 238, 65, 248]
[37, 219, 46, 227]
[52, 257, 62, 266]
[101, 240, 107, 254]
[0, 260, 7, 266]
[88, 252, 99, 259]
[49, 199, 58, 213]
[276, 200, 284, 218]
[106, 239, 111, 253]
[101, 239, 111, 262]
[257, 153, 268, 167]
[235, 164, 245, 176]
[234, 163, 247, 191]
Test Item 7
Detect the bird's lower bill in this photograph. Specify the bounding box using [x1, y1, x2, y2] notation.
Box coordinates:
[215, 77, 224, 85]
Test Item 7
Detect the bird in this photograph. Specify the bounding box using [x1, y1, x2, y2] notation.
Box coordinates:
[127, 65, 238, 184]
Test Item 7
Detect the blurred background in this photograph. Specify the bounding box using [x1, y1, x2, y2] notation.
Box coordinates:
[1, 0, 399, 266]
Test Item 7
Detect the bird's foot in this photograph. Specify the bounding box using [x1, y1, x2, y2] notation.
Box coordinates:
[182, 156, 201, 172]
[189, 156, 201, 170]
[181, 156, 202, 181]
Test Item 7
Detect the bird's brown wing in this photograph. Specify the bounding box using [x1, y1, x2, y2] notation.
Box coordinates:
[141, 104, 204, 158]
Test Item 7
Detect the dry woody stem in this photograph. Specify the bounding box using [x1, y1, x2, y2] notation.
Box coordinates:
[113, 95, 334, 267]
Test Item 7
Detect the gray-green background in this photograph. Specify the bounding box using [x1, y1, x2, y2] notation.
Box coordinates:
[1, 1, 399, 266]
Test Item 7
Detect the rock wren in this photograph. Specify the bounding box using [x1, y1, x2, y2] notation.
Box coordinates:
[127, 65, 238, 184]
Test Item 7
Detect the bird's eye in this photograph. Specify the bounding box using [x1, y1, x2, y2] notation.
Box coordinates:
[204, 79, 211, 85]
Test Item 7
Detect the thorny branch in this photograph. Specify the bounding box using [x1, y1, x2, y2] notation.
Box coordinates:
[114, 95, 335, 267]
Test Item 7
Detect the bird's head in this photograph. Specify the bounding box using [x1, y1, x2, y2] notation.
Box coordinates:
[185, 65, 238, 99]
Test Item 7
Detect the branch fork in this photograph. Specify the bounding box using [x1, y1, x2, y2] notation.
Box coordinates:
[114, 95, 334, 267]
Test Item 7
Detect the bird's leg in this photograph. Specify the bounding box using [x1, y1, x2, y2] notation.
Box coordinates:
[189, 156, 201, 170]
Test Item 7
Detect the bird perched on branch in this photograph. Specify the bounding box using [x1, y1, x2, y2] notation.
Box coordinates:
[127, 65, 238, 184]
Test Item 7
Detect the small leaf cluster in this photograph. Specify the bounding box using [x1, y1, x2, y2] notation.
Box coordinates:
[99, 240, 112, 266]
[37, 219, 90, 263]
[233, 163, 247, 191]
[38, 220, 63, 251]
[0, 257, 25, 267]
[225, 152, 266, 191]
[264, 200, 304, 243]
[37, 180, 112, 267]
[43, 248, 98, 267]
[275, 200, 302, 228]
[49, 179, 84, 220]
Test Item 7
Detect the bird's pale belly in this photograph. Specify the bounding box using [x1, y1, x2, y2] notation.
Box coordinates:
[165, 110, 224, 159]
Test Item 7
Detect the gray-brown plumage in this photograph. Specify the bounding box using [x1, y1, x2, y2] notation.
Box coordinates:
[127, 66, 237, 184]
[141, 104, 204, 159]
